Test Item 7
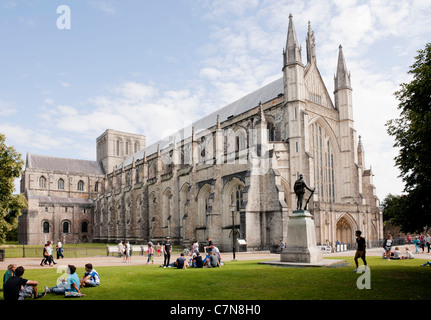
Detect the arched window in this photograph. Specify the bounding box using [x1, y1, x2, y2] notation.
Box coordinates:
[311, 122, 335, 202]
[232, 185, 244, 212]
[94, 182, 99, 192]
[81, 221, 88, 233]
[77, 180, 84, 191]
[58, 178, 64, 190]
[223, 179, 244, 227]
[43, 221, 50, 233]
[62, 221, 70, 233]
[197, 184, 211, 227]
[39, 176, 47, 189]
[267, 122, 276, 142]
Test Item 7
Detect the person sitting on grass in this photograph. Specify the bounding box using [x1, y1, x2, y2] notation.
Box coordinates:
[403, 247, 415, 259]
[45, 264, 86, 297]
[3, 266, 46, 300]
[175, 253, 187, 269]
[80, 263, 100, 288]
[193, 252, 204, 268]
[391, 247, 402, 260]
[208, 251, 220, 268]
[2, 264, 17, 291]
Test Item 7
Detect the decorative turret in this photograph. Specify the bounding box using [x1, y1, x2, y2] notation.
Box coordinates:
[334, 45, 352, 93]
[284, 14, 302, 65]
[283, 14, 305, 103]
[306, 21, 316, 65]
[334, 45, 353, 121]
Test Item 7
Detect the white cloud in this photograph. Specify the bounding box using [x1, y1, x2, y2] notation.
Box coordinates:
[88, 0, 117, 15]
[41, 81, 205, 148]
[0, 99, 17, 116]
[6, 0, 430, 201]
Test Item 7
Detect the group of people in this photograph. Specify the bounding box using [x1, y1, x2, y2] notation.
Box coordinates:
[40, 240, 63, 266]
[155, 237, 223, 269]
[181, 240, 223, 269]
[354, 231, 419, 272]
[2, 262, 100, 300]
[407, 234, 431, 254]
[117, 240, 132, 263]
[116, 236, 223, 269]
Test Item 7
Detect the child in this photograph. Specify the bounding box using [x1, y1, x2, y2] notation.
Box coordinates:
[156, 243, 161, 257]
[146, 243, 155, 264]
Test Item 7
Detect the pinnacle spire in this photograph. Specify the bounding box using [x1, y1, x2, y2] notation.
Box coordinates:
[306, 21, 316, 64]
[285, 14, 302, 65]
[334, 45, 351, 91]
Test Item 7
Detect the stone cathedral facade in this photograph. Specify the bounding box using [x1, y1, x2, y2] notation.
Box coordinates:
[19, 16, 383, 251]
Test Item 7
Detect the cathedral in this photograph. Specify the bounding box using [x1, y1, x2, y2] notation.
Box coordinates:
[19, 15, 383, 251]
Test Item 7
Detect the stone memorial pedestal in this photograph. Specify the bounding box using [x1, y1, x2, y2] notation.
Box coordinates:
[259, 209, 346, 267]
[280, 210, 322, 263]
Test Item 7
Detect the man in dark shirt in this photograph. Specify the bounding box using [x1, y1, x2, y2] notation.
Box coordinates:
[193, 252, 204, 268]
[3, 266, 45, 300]
[354, 230, 367, 272]
[163, 237, 172, 268]
[175, 253, 187, 269]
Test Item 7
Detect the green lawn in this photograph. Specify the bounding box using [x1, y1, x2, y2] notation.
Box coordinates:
[2, 256, 430, 300]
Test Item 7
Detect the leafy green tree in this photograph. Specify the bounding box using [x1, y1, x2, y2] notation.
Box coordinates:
[381, 194, 410, 232]
[386, 43, 431, 233]
[0, 133, 27, 243]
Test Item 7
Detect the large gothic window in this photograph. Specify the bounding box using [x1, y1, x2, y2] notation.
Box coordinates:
[311, 122, 335, 202]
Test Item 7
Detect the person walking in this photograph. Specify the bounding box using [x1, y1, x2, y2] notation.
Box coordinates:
[420, 235, 426, 253]
[146, 242, 155, 265]
[56, 240, 64, 259]
[413, 236, 420, 253]
[40, 243, 50, 266]
[353, 230, 367, 272]
[47, 241, 57, 266]
[123, 241, 131, 263]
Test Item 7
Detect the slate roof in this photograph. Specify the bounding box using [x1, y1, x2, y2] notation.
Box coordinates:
[27, 153, 104, 175]
[121, 77, 284, 168]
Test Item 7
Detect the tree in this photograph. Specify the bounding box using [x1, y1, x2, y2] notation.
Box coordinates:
[386, 43, 431, 233]
[0, 133, 27, 243]
[381, 194, 410, 232]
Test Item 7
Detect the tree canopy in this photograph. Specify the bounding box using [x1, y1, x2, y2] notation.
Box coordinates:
[0, 133, 27, 242]
[386, 43, 431, 233]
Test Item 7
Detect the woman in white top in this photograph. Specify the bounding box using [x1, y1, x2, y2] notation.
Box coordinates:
[383, 235, 393, 261]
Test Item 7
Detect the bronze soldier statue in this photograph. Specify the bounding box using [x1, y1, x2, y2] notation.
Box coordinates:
[293, 174, 315, 210]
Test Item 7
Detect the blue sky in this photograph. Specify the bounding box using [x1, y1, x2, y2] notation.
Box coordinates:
[1, 0, 431, 201]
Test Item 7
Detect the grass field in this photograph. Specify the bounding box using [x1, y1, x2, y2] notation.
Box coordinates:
[1, 256, 430, 301]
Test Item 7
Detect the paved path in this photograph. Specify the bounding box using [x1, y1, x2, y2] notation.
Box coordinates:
[1, 244, 430, 271]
